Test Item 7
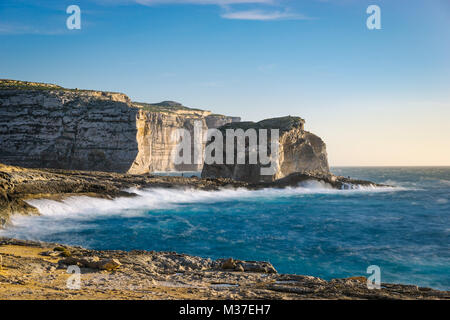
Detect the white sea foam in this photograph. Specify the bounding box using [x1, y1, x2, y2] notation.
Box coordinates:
[436, 198, 448, 204]
[0, 181, 401, 238]
[20, 181, 398, 218]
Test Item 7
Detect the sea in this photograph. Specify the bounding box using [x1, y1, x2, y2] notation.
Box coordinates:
[1, 167, 449, 290]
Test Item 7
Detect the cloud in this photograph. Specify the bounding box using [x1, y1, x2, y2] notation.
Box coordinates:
[221, 9, 309, 21]
[134, 0, 274, 5]
[98, 0, 309, 22]
[0, 23, 66, 35]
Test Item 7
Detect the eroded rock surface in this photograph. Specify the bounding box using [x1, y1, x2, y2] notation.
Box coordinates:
[0, 238, 447, 300]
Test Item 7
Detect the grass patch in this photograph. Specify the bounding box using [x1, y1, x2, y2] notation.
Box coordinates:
[134, 101, 207, 114]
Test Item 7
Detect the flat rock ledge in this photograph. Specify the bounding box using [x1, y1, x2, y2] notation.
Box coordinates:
[0, 238, 448, 300]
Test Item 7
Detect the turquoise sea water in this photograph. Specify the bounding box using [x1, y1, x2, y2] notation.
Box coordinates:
[1, 167, 449, 290]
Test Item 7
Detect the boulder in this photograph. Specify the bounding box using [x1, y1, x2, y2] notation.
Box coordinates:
[59, 256, 121, 271]
[221, 258, 236, 269]
[218, 258, 277, 274]
[97, 258, 122, 271]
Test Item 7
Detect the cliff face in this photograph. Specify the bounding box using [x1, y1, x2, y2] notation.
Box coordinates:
[0, 88, 138, 172]
[0, 80, 239, 173]
[201, 116, 330, 183]
[129, 107, 210, 173]
[0, 80, 329, 180]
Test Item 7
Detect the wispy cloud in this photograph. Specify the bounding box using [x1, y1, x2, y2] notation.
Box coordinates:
[130, 0, 309, 21]
[0, 23, 66, 35]
[221, 9, 309, 21]
[134, 0, 274, 5]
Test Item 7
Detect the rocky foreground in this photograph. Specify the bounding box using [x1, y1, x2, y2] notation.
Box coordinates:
[0, 163, 379, 227]
[0, 238, 448, 300]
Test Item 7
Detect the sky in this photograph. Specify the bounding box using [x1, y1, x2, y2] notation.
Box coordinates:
[0, 0, 449, 166]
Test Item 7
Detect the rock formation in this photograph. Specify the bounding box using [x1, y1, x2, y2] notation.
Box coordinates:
[201, 116, 330, 183]
[0, 238, 447, 300]
[0, 80, 239, 173]
[1, 80, 329, 183]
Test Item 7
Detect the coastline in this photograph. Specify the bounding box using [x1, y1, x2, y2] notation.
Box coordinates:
[0, 237, 448, 300]
[5, 163, 445, 299]
[0, 163, 381, 227]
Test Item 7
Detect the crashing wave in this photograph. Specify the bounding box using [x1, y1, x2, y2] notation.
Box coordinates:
[15, 182, 401, 220]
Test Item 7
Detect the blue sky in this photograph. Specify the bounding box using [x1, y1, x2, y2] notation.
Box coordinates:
[1, 0, 449, 165]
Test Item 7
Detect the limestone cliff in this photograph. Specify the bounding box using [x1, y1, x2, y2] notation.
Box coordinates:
[0, 80, 239, 173]
[201, 116, 330, 183]
[129, 102, 211, 173]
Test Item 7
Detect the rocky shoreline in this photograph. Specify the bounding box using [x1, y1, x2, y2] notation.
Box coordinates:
[0, 237, 448, 300]
[1, 162, 416, 300]
[3, 164, 446, 300]
[0, 163, 381, 227]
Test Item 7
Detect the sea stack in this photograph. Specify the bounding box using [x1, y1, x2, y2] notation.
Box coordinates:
[201, 116, 330, 183]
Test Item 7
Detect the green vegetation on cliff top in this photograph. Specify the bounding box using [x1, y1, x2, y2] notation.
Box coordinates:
[133, 101, 206, 113]
[0, 79, 231, 116]
[0, 79, 113, 93]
